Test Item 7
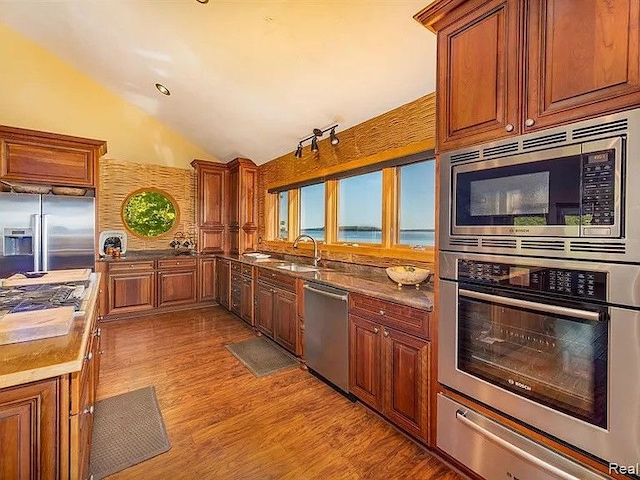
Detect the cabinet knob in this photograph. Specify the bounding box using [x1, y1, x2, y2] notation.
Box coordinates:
[374, 327, 379, 334]
[525, 118, 535, 127]
[94, 327, 101, 337]
[176, 262, 180, 265]
[84, 405, 94, 415]
[85, 351, 93, 361]
[383, 330, 390, 337]
[505, 124, 515, 132]
[379, 309, 385, 316]
[130, 264, 134, 268]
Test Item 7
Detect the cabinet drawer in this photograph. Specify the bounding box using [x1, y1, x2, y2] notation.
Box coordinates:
[257, 268, 296, 292]
[157, 258, 197, 269]
[230, 260, 241, 272]
[241, 264, 253, 277]
[349, 293, 430, 339]
[108, 260, 155, 272]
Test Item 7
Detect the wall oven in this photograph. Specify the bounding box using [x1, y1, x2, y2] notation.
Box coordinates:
[440, 108, 640, 262]
[439, 251, 640, 469]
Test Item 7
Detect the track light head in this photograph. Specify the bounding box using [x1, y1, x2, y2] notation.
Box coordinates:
[294, 143, 303, 158]
[311, 136, 319, 152]
[330, 127, 339, 145]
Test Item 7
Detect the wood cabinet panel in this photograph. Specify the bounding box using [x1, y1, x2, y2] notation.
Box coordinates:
[157, 258, 197, 269]
[107, 260, 155, 273]
[525, 0, 640, 130]
[0, 125, 106, 188]
[349, 293, 431, 339]
[199, 228, 225, 254]
[0, 378, 59, 480]
[273, 289, 298, 353]
[216, 259, 230, 309]
[158, 269, 197, 307]
[240, 275, 254, 325]
[349, 315, 383, 410]
[436, 0, 520, 150]
[108, 272, 155, 314]
[256, 268, 296, 292]
[384, 329, 430, 441]
[198, 257, 216, 302]
[256, 281, 274, 336]
[199, 166, 226, 227]
[227, 158, 258, 254]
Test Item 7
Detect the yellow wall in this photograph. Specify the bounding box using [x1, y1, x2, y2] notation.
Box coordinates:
[0, 22, 217, 168]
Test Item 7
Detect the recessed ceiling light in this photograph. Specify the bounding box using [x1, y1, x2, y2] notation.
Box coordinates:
[155, 83, 170, 96]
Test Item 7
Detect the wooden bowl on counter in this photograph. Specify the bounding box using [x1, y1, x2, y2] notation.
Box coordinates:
[386, 265, 432, 289]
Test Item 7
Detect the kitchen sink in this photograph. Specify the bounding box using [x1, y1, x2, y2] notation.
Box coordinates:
[275, 264, 319, 273]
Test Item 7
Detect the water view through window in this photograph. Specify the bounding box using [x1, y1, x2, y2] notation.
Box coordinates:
[398, 161, 435, 246]
[300, 183, 325, 241]
[338, 171, 382, 243]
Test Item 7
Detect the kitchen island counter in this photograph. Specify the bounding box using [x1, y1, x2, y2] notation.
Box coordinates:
[0, 272, 100, 389]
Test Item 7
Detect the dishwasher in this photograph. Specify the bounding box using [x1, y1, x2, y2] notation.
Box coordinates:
[303, 281, 350, 395]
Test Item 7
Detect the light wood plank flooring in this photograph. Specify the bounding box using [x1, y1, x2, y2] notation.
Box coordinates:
[97, 307, 464, 479]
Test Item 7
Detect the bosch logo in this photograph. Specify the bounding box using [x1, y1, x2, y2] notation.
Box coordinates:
[509, 228, 530, 233]
[508, 378, 532, 391]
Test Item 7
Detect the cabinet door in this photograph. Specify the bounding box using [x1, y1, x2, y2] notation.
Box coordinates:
[383, 329, 430, 442]
[240, 275, 254, 325]
[216, 260, 230, 309]
[0, 378, 59, 480]
[108, 272, 155, 314]
[255, 282, 274, 336]
[349, 315, 383, 410]
[198, 257, 216, 302]
[273, 288, 298, 354]
[158, 269, 197, 307]
[526, 0, 640, 131]
[436, 0, 520, 150]
[228, 167, 239, 227]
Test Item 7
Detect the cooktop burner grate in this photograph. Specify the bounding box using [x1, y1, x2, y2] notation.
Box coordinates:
[0, 281, 89, 314]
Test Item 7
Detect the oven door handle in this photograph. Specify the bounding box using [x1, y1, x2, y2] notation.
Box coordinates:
[459, 289, 602, 322]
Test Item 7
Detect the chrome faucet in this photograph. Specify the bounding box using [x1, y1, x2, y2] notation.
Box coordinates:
[293, 234, 321, 267]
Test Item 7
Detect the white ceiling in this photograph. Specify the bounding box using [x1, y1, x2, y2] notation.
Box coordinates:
[0, 0, 436, 165]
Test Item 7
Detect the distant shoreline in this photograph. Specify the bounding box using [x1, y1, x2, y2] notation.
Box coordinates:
[302, 227, 435, 232]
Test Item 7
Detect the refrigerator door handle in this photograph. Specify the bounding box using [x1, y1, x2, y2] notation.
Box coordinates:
[42, 214, 49, 271]
[33, 214, 42, 272]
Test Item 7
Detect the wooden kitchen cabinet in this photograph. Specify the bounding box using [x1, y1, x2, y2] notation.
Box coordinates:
[416, 0, 640, 151]
[0, 125, 106, 188]
[191, 160, 227, 253]
[108, 265, 156, 315]
[227, 158, 258, 255]
[0, 378, 59, 479]
[349, 293, 431, 443]
[255, 268, 300, 355]
[198, 257, 216, 302]
[157, 259, 198, 308]
[216, 258, 230, 309]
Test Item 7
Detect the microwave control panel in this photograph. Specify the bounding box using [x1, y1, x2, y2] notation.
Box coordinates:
[582, 149, 615, 225]
[458, 260, 607, 301]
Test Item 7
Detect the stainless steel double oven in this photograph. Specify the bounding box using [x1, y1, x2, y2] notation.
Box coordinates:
[437, 109, 640, 480]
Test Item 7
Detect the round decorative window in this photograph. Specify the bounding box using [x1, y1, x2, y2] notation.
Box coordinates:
[121, 188, 179, 238]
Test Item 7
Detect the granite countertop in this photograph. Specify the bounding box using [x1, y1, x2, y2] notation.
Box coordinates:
[97, 249, 209, 262]
[219, 253, 434, 311]
[0, 273, 100, 389]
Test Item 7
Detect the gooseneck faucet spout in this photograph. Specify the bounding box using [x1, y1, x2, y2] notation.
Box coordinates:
[293, 234, 321, 267]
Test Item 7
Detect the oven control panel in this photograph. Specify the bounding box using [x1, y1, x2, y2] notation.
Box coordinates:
[458, 260, 607, 300]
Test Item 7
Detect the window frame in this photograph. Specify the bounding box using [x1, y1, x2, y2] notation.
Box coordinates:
[265, 151, 436, 263]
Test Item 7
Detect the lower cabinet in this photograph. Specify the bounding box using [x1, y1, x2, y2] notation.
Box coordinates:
[198, 257, 216, 302]
[0, 378, 59, 479]
[108, 271, 155, 315]
[239, 273, 253, 325]
[255, 269, 300, 356]
[216, 258, 230, 310]
[157, 269, 197, 308]
[349, 294, 431, 444]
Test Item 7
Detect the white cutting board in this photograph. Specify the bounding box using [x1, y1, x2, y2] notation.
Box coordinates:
[1, 269, 91, 287]
[0, 306, 75, 345]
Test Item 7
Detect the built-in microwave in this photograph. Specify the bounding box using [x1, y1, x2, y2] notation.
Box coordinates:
[440, 108, 640, 263]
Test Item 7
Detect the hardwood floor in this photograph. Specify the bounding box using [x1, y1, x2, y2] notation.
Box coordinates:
[97, 307, 464, 479]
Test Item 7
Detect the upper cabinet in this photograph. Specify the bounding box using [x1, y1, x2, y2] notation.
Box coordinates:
[416, 0, 640, 151]
[0, 125, 107, 187]
[191, 159, 228, 253]
[227, 158, 257, 255]
[191, 157, 257, 255]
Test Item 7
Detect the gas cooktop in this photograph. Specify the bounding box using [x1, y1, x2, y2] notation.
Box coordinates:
[0, 281, 89, 315]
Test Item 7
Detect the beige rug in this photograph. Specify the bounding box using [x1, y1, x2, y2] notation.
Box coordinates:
[89, 386, 171, 479]
[226, 336, 298, 377]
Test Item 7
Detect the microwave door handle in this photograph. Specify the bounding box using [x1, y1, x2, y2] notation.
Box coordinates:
[459, 289, 602, 322]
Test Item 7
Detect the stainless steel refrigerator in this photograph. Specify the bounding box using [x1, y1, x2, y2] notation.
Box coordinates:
[0, 192, 95, 277]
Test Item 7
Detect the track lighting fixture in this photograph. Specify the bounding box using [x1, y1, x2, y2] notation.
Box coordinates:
[293, 124, 339, 157]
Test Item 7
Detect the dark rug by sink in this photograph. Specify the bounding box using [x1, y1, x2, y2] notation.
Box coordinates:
[226, 336, 298, 377]
[89, 386, 171, 479]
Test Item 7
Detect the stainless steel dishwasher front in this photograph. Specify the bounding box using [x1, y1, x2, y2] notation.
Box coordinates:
[303, 281, 349, 394]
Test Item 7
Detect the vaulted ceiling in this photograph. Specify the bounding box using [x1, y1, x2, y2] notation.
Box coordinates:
[0, 1, 436, 165]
